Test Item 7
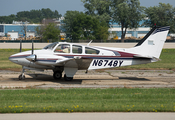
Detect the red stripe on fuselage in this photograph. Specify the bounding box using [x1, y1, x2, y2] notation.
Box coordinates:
[9, 54, 31, 58]
[54, 52, 135, 58]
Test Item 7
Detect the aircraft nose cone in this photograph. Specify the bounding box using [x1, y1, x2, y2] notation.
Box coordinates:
[26, 54, 37, 62]
[9, 55, 18, 64]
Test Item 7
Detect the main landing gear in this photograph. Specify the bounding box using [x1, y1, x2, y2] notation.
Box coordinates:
[53, 71, 62, 80]
[64, 74, 73, 81]
[18, 66, 75, 81]
[53, 71, 73, 81]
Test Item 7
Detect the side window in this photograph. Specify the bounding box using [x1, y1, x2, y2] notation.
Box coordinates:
[72, 45, 82, 54]
[54, 44, 70, 53]
[85, 47, 99, 54]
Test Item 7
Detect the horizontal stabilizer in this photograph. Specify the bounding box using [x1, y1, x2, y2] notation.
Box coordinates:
[133, 55, 153, 59]
[133, 55, 161, 62]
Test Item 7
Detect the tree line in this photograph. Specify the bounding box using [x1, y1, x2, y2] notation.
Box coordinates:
[0, 8, 62, 24]
[0, 0, 175, 42]
[62, 0, 175, 42]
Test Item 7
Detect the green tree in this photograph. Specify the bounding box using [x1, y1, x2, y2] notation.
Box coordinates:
[71, 13, 95, 41]
[62, 11, 80, 39]
[94, 21, 109, 41]
[42, 23, 60, 42]
[71, 13, 109, 41]
[63, 11, 109, 41]
[0, 14, 16, 24]
[81, 0, 112, 26]
[0, 8, 62, 24]
[21, 23, 28, 40]
[144, 3, 175, 33]
[35, 25, 45, 39]
[112, 0, 145, 42]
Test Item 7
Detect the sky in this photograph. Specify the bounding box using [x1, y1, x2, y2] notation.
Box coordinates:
[0, 0, 175, 16]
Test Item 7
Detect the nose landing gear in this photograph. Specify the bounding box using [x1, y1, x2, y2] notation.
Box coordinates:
[19, 67, 25, 80]
[19, 74, 25, 80]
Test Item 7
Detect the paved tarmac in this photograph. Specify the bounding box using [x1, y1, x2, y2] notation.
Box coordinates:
[1, 113, 175, 120]
[0, 70, 175, 89]
[1, 43, 175, 49]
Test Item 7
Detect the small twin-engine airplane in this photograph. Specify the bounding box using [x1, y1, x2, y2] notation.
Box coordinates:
[9, 26, 170, 81]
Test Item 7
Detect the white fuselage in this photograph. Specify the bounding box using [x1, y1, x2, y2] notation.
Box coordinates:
[9, 42, 153, 71]
[8, 26, 170, 80]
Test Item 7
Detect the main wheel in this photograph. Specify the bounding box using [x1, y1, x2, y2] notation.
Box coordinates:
[64, 74, 73, 81]
[53, 71, 62, 80]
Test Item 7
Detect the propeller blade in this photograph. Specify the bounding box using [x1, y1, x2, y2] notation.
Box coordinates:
[27, 40, 37, 62]
[20, 40, 22, 52]
[32, 40, 34, 54]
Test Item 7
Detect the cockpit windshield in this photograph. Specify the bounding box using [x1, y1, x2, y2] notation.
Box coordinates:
[43, 42, 58, 50]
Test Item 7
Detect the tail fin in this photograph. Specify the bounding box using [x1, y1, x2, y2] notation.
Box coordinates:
[129, 26, 170, 58]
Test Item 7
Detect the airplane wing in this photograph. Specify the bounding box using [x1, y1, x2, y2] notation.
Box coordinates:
[56, 57, 93, 70]
[56, 58, 73, 65]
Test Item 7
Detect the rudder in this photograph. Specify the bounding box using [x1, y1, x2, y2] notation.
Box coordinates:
[129, 26, 170, 59]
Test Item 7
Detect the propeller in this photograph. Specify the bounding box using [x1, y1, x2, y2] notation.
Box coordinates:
[26, 40, 37, 62]
[20, 40, 22, 52]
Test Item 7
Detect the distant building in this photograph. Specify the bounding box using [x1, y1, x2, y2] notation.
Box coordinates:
[0, 18, 173, 40]
[0, 22, 152, 40]
[108, 20, 151, 39]
[42, 17, 64, 25]
[0, 24, 39, 40]
[0, 18, 65, 40]
[12, 20, 30, 24]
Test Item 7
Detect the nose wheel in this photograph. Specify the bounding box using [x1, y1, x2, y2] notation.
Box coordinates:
[19, 74, 25, 80]
[19, 67, 25, 80]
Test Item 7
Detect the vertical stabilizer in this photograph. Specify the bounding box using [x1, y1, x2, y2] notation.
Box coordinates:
[129, 26, 170, 58]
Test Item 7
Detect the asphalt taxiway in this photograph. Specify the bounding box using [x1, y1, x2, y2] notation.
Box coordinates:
[0, 70, 175, 89]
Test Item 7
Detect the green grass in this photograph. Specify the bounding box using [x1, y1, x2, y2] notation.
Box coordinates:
[0, 49, 32, 70]
[0, 49, 175, 70]
[0, 88, 175, 113]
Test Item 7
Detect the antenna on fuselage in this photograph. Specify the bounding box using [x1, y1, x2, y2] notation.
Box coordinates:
[87, 40, 93, 46]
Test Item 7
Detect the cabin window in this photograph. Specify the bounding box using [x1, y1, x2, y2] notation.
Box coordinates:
[43, 42, 57, 50]
[85, 47, 99, 54]
[54, 44, 70, 53]
[72, 45, 82, 54]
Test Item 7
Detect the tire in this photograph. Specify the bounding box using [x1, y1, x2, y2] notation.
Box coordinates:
[53, 71, 62, 80]
[19, 74, 25, 80]
[64, 74, 73, 81]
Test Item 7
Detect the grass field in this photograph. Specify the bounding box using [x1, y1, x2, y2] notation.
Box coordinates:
[0, 49, 175, 113]
[0, 88, 175, 113]
[0, 49, 175, 70]
[0, 49, 31, 70]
